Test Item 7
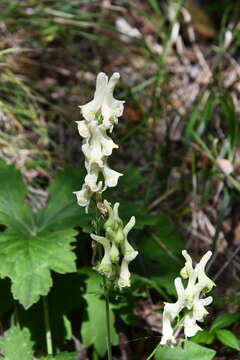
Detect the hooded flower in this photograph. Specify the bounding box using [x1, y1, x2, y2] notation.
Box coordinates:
[74, 72, 124, 211]
[90, 201, 138, 287]
[80, 72, 124, 130]
[160, 250, 215, 346]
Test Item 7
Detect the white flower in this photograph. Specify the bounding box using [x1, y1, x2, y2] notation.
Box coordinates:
[84, 171, 100, 192]
[90, 202, 137, 287]
[102, 164, 123, 187]
[74, 72, 124, 210]
[160, 311, 176, 345]
[184, 313, 202, 338]
[76, 120, 90, 138]
[160, 278, 185, 345]
[192, 297, 211, 321]
[73, 185, 92, 207]
[91, 234, 113, 277]
[80, 72, 124, 129]
[80, 72, 108, 122]
[195, 251, 215, 292]
[118, 250, 138, 288]
[99, 129, 118, 156]
[118, 216, 138, 288]
[160, 250, 215, 346]
[101, 73, 124, 131]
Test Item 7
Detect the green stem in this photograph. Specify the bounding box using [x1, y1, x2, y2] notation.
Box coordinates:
[43, 296, 53, 356]
[146, 341, 161, 360]
[103, 277, 112, 360]
[94, 195, 112, 359]
[13, 300, 20, 328]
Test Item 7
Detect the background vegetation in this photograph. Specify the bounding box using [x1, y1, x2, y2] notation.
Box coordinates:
[0, 0, 240, 359]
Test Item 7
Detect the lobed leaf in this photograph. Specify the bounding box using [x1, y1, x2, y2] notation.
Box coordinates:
[0, 160, 34, 234]
[0, 228, 77, 309]
[80, 269, 118, 356]
[0, 162, 85, 308]
[0, 326, 34, 360]
[36, 167, 89, 232]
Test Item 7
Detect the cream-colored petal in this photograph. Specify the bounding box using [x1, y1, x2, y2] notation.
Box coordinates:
[184, 313, 202, 338]
[160, 312, 175, 345]
[101, 72, 124, 128]
[80, 72, 108, 121]
[118, 258, 131, 288]
[103, 165, 122, 187]
[91, 233, 112, 277]
[99, 129, 118, 156]
[195, 251, 215, 292]
[76, 121, 90, 138]
[84, 172, 99, 192]
[73, 185, 91, 207]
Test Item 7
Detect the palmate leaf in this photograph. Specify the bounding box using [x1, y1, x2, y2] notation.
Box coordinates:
[36, 167, 90, 232]
[0, 161, 84, 309]
[0, 325, 76, 360]
[80, 269, 118, 356]
[0, 228, 77, 309]
[0, 160, 34, 234]
[0, 326, 34, 360]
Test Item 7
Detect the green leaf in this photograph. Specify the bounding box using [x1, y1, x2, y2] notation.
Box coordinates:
[0, 160, 34, 234]
[185, 95, 204, 139]
[36, 167, 89, 231]
[216, 329, 240, 351]
[62, 315, 72, 340]
[0, 228, 77, 309]
[138, 215, 183, 273]
[210, 313, 240, 332]
[155, 340, 216, 360]
[191, 330, 215, 345]
[81, 269, 118, 356]
[220, 94, 240, 147]
[117, 168, 143, 192]
[0, 326, 34, 360]
[0, 162, 83, 308]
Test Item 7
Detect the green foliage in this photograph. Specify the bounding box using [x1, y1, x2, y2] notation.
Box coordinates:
[191, 330, 215, 345]
[0, 161, 87, 309]
[0, 325, 76, 360]
[192, 312, 240, 352]
[0, 326, 34, 360]
[80, 269, 118, 356]
[210, 312, 240, 332]
[215, 329, 240, 351]
[219, 93, 240, 148]
[155, 340, 216, 360]
[36, 167, 90, 232]
[0, 228, 77, 309]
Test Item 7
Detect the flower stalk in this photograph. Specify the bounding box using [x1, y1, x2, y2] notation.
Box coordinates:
[75, 72, 138, 359]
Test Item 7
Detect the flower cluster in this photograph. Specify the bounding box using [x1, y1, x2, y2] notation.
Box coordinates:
[74, 72, 124, 211]
[161, 250, 215, 346]
[90, 200, 138, 288]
